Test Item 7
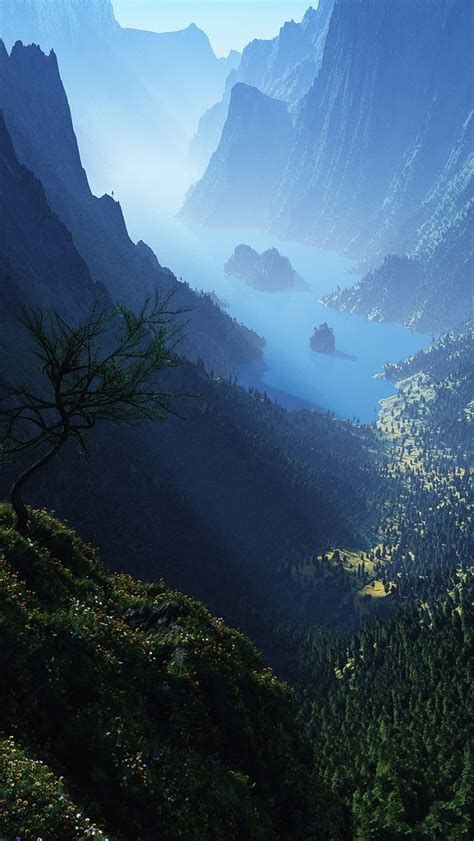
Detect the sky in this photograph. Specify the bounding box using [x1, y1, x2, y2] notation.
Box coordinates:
[112, 1, 312, 57]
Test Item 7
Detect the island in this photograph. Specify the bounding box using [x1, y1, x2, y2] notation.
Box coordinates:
[225, 244, 308, 292]
[310, 322, 336, 354]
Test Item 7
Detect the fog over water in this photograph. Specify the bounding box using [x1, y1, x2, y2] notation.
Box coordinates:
[121, 194, 430, 422]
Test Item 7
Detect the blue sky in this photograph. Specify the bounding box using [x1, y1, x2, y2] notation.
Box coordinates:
[112, 1, 311, 56]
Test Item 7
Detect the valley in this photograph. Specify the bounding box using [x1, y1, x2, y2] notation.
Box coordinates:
[0, 1, 471, 839]
[122, 211, 430, 422]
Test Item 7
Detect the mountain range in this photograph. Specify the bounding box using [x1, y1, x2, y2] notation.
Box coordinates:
[183, 0, 474, 331]
[189, 1, 334, 175]
[0, 39, 262, 376]
[0, 0, 239, 202]
[0, 37, 383, 644]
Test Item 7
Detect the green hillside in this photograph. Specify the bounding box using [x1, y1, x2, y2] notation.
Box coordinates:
[0, 507, 333, 841]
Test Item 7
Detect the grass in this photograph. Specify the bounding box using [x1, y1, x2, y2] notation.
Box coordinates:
[0, 505, 320, 841]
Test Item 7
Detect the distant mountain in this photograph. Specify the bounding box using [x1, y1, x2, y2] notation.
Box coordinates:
[184, 0, 474, 332]
[0, 40, 263, 376]
[190, 2, 334, 175]
[0, 38, 378, 641]
[235, 3, 334, 105]
[0, 0, 237, 199]
[276, 0, 473, 266]
[183, 83, 295, 227]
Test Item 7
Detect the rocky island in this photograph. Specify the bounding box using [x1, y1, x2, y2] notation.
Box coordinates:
[310, 322, 336, 354]
[225, 244, 307, 292]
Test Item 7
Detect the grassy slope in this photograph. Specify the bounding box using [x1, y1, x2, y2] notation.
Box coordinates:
[0, 507, 333, 841]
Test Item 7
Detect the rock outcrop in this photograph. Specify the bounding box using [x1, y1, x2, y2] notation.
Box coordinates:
[225, 243, 306, 291]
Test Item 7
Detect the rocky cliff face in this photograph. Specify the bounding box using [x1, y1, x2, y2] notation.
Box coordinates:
[185, 0, 473, 331]
[0, 110, 99, 322]
[0, 0, 118, 47]
[189, 2, 334, 175]
[0, 40, 263, 375]
[236, 3, 334, 105]
[183, 83, 295, 227]
[0, 0, 232, 201]
[277, 0, 473, 256]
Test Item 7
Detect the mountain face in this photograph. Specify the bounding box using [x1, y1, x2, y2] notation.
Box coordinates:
[235, 2, 334, 105]
[185, 0, 474, 331]
[0, 38, 376, 640]
[0, 0, 234, 202]
[189, 2, 334, 175]
[277, 0, 473, 254]
[183, 83, 296, 227]
[0, 40, 263, 376]
[0, 0, 118, 44]
[0, 109, 99, 322]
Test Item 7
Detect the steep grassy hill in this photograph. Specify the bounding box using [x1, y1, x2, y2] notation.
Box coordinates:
[0, 507, 336, 840]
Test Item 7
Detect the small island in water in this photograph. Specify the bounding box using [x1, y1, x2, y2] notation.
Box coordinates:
[309, 323, 357, 361]
[225, 244, 308, 292]
[310, 322, 336, 354]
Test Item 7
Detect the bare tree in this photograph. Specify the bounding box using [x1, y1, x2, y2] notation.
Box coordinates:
[0, 294, 183, 532]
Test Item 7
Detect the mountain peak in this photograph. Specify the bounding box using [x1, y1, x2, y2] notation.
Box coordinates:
[0, 0, 118, 50]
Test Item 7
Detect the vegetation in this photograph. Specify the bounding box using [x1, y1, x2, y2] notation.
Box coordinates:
[0, 290, 471, 841]
[0, 508, 333, 840]
[284, 569, 473, 840]
[0, 297, 181, 532]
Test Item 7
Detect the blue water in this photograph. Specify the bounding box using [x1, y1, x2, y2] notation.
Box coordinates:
[127, 213, 430, 423]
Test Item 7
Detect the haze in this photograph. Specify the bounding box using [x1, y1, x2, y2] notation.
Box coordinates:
[112, 0, 311, 55]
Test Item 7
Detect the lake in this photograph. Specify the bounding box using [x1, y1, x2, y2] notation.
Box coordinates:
[125, 211, 430, 423]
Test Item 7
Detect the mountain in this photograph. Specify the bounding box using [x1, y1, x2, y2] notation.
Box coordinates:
[0, 41, 383, 641]
[0, 111, 100, 323]
[234, 2, 334, 105]
[183, 83, 296, 227]
[0, 40, 263, 376]
[190, 2, 334, 175]
[184, 0, 474, 332]
[0, 0, 118, 43]
[0, 0, 237, 201]
[0, 508, 332, 840]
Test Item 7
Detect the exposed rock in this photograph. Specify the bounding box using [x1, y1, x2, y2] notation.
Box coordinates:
[184, 0, 473, 331]
[309, 323, 336, 354]
[225, 243, 306, 291]
[189, 1, 334, 174]
[182, 84, 295, 228]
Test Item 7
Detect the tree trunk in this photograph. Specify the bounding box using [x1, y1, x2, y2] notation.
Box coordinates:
[10, 437, 66, 533]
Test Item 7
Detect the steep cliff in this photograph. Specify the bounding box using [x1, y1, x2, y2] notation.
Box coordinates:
[277, 0, 473, 258]
[236, 3, 334, 105]
[186, 0, 473, 330]
[0, 0, 233, 200]
[0, 109, 99, 321]
[189, 2, 334, 174]
[0, 40, 263, 375]
[183, 83, 296, 227]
